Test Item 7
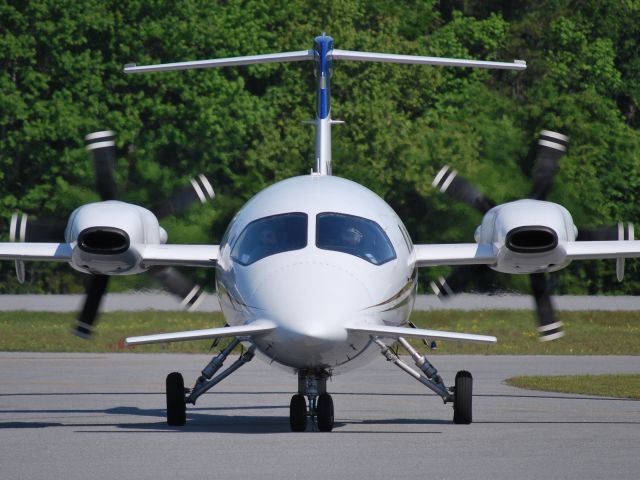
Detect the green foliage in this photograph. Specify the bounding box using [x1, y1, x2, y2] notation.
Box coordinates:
[1, 1, 639, 294]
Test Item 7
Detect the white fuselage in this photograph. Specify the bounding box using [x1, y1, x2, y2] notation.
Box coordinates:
[215, 175, 417, 373]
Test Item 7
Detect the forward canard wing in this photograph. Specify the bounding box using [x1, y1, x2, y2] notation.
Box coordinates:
[125, 320, 276, 346]
[346, 324, 497, 344]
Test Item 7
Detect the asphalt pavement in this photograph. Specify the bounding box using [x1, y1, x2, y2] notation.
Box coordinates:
[0, 352, 638, 480]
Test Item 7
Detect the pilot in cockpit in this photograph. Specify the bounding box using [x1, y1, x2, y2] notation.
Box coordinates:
[341, 226, 363, 248]
[254, 226, 278, 259]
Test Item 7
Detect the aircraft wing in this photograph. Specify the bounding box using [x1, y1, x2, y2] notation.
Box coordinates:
[125, 319, 276, 346]
[565, 240, 640, 260]
[413, 243, 496, 268]
[346, 324, 497, 344]
[0, 242, 72, 262]
[0, 242, 218, 267]
[141, 244, 219, 267]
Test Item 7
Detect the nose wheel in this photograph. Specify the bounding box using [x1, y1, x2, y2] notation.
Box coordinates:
[289, 394, 307, 431]
[316, 393, 334, 432]
[290, 370, 334, 432]
[288, 392, 335, 432]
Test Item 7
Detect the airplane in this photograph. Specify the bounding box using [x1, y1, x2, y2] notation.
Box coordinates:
[3, 33, 640, 432]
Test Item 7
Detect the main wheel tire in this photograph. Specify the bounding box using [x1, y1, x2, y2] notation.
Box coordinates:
[289, 394, 307, 432]
[453, 370, 473, 424]
[317, 393, 334, 432]
[166, 372, 187, 426]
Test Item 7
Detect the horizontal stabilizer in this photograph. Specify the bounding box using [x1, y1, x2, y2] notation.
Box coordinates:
[124, 50, 314, 74]
[124, 48, 525, 75]
[414, 243, 496, 267]
[141, 244, 219, 267]
[331, 49, 526, 70]
[346, 324, 497, 344]
[125, 320, 276, 346]
[0, 242, 72, 262]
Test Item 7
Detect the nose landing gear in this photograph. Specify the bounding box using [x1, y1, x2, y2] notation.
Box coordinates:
[290, 370, 334, 432]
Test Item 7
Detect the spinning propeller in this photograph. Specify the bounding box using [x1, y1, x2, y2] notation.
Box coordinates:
[432, 130, 632, 341]
[9, 131, 215, 338]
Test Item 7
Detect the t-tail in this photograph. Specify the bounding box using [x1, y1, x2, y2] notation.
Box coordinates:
[124, 34, 526, 177]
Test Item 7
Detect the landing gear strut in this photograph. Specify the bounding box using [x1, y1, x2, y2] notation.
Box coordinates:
[289, 370, 334, 432]
[164, 337, 255, 426]
[374, 337, 474, 424]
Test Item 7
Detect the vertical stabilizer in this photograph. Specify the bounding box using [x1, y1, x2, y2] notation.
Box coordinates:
[313, 34, 334, 176]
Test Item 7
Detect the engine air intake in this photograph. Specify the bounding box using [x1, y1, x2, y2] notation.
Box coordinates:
[78, 227, 130, 254]
[505, 226, 558, 254]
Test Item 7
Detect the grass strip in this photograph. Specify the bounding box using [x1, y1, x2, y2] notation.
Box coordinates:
[0, 311, 226, 353]
[0, 310, 639, 354]
[410, 310, 640, 355]
[506, 374, 640, 399]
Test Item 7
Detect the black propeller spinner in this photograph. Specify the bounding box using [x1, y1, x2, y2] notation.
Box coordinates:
[9, 130, 214, 339]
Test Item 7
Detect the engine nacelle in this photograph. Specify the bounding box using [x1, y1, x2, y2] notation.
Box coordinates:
[475, 199, 577, 274]
[65, 201, 167, 275]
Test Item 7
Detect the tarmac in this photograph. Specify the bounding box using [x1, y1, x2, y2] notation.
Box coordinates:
[1, 292, 639, 311]
[1, 352, 638, 480]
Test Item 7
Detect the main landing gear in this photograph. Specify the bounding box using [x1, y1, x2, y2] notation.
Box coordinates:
[374, 337, 473, 424]
[162, 337, 335, 432]
[164, 337, 256, 426]
[290, 370, 334, 432]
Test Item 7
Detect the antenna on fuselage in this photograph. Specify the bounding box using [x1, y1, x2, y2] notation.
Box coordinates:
[124, 36, 526, 177]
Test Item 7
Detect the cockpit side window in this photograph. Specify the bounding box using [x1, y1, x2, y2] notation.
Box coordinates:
[231, 213, 308, 266]
[316, 212, 396, 265]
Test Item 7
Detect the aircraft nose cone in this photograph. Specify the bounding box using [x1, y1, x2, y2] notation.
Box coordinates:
[251, 261, 372, 342]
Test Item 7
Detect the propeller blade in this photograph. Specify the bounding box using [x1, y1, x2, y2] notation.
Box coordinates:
[74, 274, 110, 339]
[85, 131, 117, 201]
[9, 213, 67, 283]
[152, 174, 215, 219]
[430, 265, 489, 300]
[15, 261, 25, 284]
[10, 213, 66, 242]
[432, 166, 496, 214]
[577, 222, 634, 282]
[530, 130, 568, 200]
[577, 222, 634, 241]
[529, 273, 563, 341]
[150, 267, 207, 311]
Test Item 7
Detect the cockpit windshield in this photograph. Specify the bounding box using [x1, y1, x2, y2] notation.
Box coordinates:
[316, 212, 396, 265]
[231, 213, 308, 265]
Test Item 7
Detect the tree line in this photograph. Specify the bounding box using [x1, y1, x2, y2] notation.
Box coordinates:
[1, 0, 639, 294]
